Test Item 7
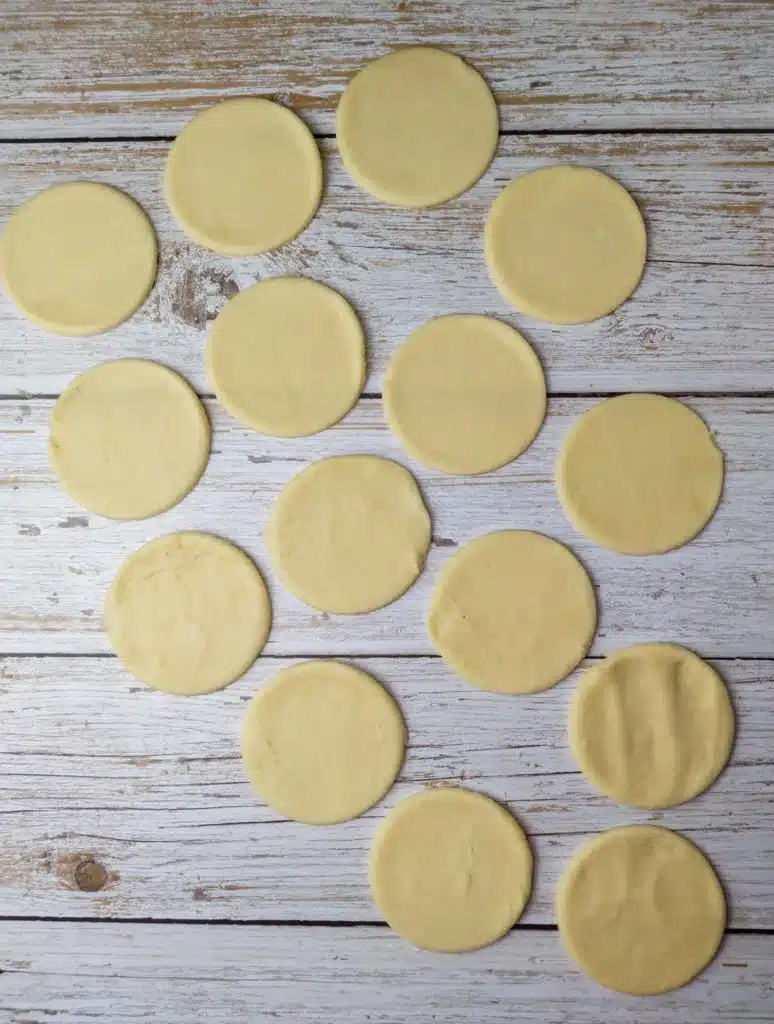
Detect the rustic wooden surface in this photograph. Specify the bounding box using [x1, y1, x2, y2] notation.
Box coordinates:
[1, 397, 772, 656]
[3, 0, 773, 137]
[1, 923, 772, 1024]
[1, 135, 773, 396]
[1, 655, 772, 926]
[2, 1, 774, 1021]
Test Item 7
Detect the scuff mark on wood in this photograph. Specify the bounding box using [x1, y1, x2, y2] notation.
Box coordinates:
[57, 516, 88, 529]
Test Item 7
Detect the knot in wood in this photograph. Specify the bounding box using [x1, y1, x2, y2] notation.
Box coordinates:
[73, 857, 108, 892]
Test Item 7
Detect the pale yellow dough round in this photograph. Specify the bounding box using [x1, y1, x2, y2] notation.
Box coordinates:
[49, 360, 210, 520]
[428, 531, 596, 694]
[557, 825, 726, 994]
[241, 661, 406, 824]
[557, 393, 724, 555]
[266, 456, 431, 614]
[165, 98, 322, 255]
[2, 182, 157, 336]
[337, 47, 498, 208]
[384, 315, 545, 474]
[106, 532, 271, 696]
[370, 788, 532, 952]
[569, 644, 734, 809]
[485, 165, 646, 324]
[207, 278, 365, 437]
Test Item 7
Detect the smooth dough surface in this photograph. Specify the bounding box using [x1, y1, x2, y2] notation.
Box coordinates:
[370, 788, 532, 952]
[165, 98, 322, 255]
[557, 825, 725, 994]
[106, 532, 271, 696]
[485, 165, 646, 324]
[2, 182, 157, 336]
[266, 456, 431, 614]
[569, 644, 734, 809]
[428, 531, 596, 694]
[241, 661, 406, 824]
[557, 393, 724, 554]
[50, 360, 210, 520]
[207, 278, 365, 437]
[336, 47, 498, 208]
[384, 315, 545, 474]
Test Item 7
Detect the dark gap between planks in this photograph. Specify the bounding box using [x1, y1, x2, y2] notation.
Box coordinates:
[0, 916, 770, 937]
[1, 653, 773, 663]
[1, 127, 774, 146]
[2, 393, 774, 403]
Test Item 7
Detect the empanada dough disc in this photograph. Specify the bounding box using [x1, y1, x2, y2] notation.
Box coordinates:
[207, 278, 365, 437]
[266, 455, 431, 614]
[557, 393, 723, 554]
[570, 644, 734, 808]
[370, 788, 532, 952]
[242, 661, 406, 824]
[2, 181, 157, 336]
[50, 360, 210, 520]
[428, 531, 596, 694]
[557, 825, 725, 994]
[485, 165, 646, 324]
[165, 98, 322, 255]
[336, 47, 498, 208]
[384, 315, 545, 474]
[106, 532, 271, 696]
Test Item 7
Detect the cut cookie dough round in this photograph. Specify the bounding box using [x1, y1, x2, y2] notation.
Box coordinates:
[207, 278, 365, 437]
[370, 788, 532, 952]
[106, 532, 271, 696]
[485, 165, 646, 324]
[165, 98, 322, 255]
[384, 315, 545, 474]
[266, 455, 431, 614]
[556, 393, 723, 554]
[2, 182, 157, 336]
[242, 661, 406, 824]
[557, 825, 725, 994]
[570, 644, 734, 808]
[50, 360, 210, 520]
[337, 47, 498, 207]
[428, 530, 596, 694]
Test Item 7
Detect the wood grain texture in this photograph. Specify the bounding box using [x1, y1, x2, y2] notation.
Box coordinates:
[1, 923, 773, 1024]
[0, 655, 771, 925]
[1, 135, 772, 396]
[2, 0, 773, 137]
[0, 397, 770, 657]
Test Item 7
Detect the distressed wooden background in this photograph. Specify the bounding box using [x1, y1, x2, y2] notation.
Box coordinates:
[1, 2, 773, 1022]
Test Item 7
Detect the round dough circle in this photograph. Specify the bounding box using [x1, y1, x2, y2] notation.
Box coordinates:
[266, 456, 431, 614]
[2, 182, 157, 336]
[241, 661, 406, 824]
[207, 278, 365, 437]
[50, 360, 210, 520]
[165, 98, 322, 255]
[106, 532, 271, 696]
[556, 393, 724, 555]
[569, 644, 734, 809]
[557, 825, 725, 994]
[428, 531, 596, 694]
[485, 165, 646, 324]
[370, 788, 532, 952]
[336, 47, 498, 208]
[384, 315, 545, 474]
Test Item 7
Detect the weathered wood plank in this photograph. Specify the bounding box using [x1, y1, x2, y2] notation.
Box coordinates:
[2, 0, 773, 137]
[1, 922, 773, 1024]
[0, 656, 771, 926]
[0, 397, 770, 657]
[1, 135, 772, 396]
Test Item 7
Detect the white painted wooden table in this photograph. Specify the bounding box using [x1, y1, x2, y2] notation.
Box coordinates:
[1, 2, 773, 1021]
